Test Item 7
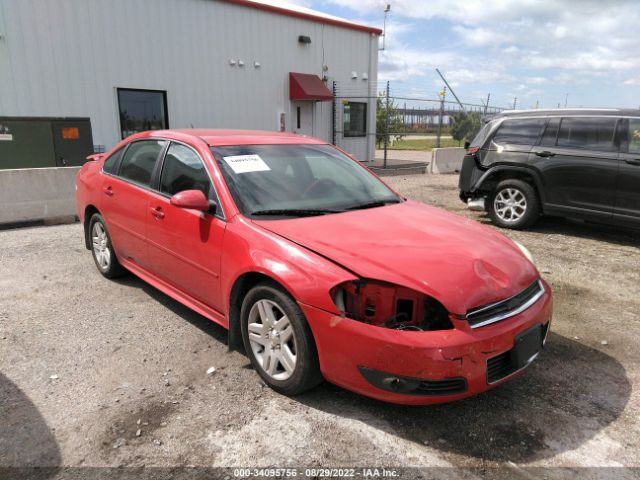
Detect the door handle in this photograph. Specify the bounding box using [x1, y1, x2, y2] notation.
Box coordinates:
[535, 151, 556, 158]
[624, 158, 640, 166]
[150, 206, 165, 220]
[103, 186, 114, 197]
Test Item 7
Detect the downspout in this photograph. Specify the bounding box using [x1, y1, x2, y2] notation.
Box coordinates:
[367, 33, 376, 162]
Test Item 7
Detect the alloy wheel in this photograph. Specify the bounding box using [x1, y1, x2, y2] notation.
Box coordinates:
[494, 188, 527, 223]
[247, 299, 297, 380]
[91, 222, 111, 270]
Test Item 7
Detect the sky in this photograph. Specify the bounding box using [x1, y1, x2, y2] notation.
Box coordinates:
[283, 0, 640, 110]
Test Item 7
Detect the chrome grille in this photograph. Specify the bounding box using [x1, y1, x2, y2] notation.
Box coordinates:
[466, 280, 545, 328]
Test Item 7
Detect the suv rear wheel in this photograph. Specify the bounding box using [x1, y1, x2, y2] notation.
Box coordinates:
[488, 179, 540, 229]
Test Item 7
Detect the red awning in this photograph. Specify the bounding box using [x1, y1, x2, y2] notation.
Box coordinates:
[289, 72, 334, 101]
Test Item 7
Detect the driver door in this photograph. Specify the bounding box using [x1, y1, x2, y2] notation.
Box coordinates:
[146, 142, 226, 312]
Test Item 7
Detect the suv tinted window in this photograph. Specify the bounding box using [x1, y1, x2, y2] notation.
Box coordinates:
[118, 140, 166, 187]
[557, 117, 617, 151]
[160, 143, 213, 198]
[493, 118, 546, 145]
[540, 118, 560, 147]
[470, 122, 492, 148]
[103, 146, 125, 174]
[628, 118, 640, 154]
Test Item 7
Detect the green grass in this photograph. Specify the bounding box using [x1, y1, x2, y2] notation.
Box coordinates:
[387, 137, 462, 151]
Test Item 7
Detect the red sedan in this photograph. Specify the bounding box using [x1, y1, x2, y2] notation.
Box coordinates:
[76, 129, 552, 405]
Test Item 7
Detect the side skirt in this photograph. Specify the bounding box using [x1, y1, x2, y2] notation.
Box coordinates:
[120, 258, 228, 330]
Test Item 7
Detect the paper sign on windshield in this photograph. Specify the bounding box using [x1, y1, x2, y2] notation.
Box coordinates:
[223, 154, 271, 174]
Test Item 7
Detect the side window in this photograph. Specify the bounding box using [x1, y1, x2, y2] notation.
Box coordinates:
[160, 143, 213, 199]
[103, 146, 125, 174]
[628, 119, 640, 154]
[118, 140, 166, 187]
[540, 118, 560, 147]
[343, 102, 367, 137]
[493, 118, 546, 145]
[557, 117, 617, 151]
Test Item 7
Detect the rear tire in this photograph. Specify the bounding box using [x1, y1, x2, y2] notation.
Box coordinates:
[488, 179, 540, 229]
[240, 283, 322, 396]
[89, 213, 126, 278]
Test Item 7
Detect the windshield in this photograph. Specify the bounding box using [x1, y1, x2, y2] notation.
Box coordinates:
[211, 144, 401, 218]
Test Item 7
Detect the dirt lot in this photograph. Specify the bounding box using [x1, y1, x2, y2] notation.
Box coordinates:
[1, 174, 639, 478]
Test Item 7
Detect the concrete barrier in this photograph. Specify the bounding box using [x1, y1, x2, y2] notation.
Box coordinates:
[430, 147, 466, 174]
[0, 167, 80, 225]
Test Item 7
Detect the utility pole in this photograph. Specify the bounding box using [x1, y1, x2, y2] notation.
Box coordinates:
[383, 80, 390, 169]
[435, 68, 467, 114]
[564, 93, 569, 108]
[513, 96, 518, 110]
[436, 86, 446, 149]
[380, 4, 391, 51]
[484, 93, 490, 115]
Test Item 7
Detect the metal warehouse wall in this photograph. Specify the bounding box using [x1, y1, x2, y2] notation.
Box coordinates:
[0, 0, 378, 160]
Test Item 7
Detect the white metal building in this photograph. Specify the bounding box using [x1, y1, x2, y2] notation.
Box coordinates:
[0, 0, 380, 161]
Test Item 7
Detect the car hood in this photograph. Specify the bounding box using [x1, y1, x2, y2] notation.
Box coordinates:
[252, 200, 539, 315]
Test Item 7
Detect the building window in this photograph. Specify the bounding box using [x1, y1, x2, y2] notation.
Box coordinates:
[117, 88, 168, 139]
[343, 102, 367, 137]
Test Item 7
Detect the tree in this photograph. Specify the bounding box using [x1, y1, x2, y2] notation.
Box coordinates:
[376, 92, 405, 148]
[450, 111, 482, 145]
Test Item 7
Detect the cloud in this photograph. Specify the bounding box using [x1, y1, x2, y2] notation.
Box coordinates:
[312, 0, 640, 76]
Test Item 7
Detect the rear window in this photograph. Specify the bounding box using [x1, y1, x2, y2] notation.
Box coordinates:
[470, 122, 492, 148]
[103, 147, 124, 174]
[493, 118, 546, 145]
[118, 140, 166, 187]
[557, 117, 617, 151]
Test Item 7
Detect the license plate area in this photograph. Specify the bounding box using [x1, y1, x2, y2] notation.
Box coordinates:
[511, 324, 543, 369]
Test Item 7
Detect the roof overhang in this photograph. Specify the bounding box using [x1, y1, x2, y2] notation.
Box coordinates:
[289, 73, 334, 101]
[221, 0, 382, 35]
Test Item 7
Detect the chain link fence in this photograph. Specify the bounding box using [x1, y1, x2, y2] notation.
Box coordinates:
[331, 80, 507, 167]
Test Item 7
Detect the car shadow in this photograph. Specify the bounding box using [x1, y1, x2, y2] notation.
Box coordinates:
[111, 276, 228, 345]
[474, 212, 640, 249]
[0, 372, 61, 474]
[293, 332, 631, 463]
[109, 275, 631, 463]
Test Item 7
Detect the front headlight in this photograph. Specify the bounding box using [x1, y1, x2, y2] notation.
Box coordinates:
[330, 279, 453, 331]
[513, 240, 535, 264]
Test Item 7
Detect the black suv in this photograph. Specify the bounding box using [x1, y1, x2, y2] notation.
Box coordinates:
[459, 109, 640, 229]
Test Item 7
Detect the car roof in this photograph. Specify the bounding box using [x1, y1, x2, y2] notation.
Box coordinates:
[492, 108, 640, 120]
[145, 129, 328, 147]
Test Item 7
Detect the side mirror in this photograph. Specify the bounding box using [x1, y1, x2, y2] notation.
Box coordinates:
[464, 141, 471, 150]
[170, 190, 210, 212]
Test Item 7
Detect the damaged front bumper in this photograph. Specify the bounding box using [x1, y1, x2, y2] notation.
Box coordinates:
[300, 280, 552, 405]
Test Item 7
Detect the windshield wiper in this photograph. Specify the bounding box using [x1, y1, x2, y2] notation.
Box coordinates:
[251, 208, 341, 217]
[343, 198, 402, 211]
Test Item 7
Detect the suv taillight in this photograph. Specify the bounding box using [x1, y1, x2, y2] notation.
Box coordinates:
[467, 146, 480, 155]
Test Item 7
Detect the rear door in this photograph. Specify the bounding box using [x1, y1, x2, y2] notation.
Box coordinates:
[146, 142, 226, 311]
[615, 118, 640, 226]
[100, 139, 167, 268]
[530, 116, 619, 221]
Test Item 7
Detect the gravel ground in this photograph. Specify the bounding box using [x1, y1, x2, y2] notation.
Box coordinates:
[1, 173, 639, 478]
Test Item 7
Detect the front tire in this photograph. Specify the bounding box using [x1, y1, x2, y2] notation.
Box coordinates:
[488, 179, 540, 229]
[89, 213, 126, 278]
[240, 283, 322, 396]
